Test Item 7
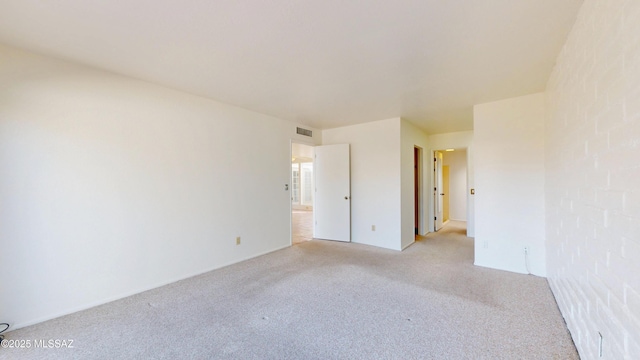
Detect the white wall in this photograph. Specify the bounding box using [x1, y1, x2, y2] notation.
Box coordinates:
[0, 44, 321, 329]
[473, 93, 546, 276]
[442, 150, 467, 221]
[322, 118, 402, 250]
[400, 119, 430, 248]
[545, 0, 640, 358]
[428, 131, 474, 236]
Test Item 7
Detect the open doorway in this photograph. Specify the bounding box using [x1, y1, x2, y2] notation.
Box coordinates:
[291, 143, 314, 244]
[434, 148, 468, 232]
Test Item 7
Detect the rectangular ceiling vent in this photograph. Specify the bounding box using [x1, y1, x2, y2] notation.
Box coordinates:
[296, 127, 313, 137]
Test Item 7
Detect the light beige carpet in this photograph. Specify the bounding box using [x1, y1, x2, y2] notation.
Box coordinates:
[1, 221, 578, 359]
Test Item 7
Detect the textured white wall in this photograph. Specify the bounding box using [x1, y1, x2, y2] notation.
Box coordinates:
[427, 131, 474, 236]
[474, 93, 546, 276]
[322, 118, 402, 250]
[545, 0, 640, 358]
[442, 150, 467, 221]
[400, 119, 430, 247]
[0, 44, 320, 329]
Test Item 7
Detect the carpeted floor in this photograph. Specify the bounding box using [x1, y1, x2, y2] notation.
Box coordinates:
[1, 221, 578, 359]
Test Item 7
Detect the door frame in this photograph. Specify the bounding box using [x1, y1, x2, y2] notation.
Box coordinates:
[433, 150, 444, 231]
[414, 146, 424, 235]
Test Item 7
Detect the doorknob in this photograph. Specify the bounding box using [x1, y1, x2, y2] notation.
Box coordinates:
[440, 193, 445, 195]
[345, 196, 349, 200]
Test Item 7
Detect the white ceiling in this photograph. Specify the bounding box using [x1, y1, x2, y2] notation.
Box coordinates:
[0, 0, 582, 134]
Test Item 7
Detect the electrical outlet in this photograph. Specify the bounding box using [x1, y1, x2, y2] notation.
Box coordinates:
[371, 225, 376, 231]
[236, 236, 241, 245]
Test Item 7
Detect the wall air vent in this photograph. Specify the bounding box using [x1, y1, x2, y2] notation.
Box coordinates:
[296, 127, 313, 137]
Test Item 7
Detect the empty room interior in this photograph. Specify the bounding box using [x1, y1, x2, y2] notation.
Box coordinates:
[1, 0, 638, 359]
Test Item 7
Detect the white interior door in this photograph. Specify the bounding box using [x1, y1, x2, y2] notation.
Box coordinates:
[434, 151, 444, 231]
[314, 144, 350, 242]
